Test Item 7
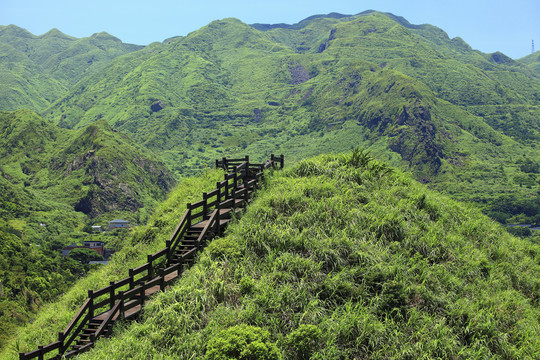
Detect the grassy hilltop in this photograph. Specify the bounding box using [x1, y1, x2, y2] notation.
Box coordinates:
[4, 150, 539, 359]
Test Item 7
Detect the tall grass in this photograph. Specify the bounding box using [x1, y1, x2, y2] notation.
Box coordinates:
[42, 150, 540, 359]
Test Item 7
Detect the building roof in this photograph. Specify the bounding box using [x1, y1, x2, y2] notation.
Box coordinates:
[108, 219, 129, 224]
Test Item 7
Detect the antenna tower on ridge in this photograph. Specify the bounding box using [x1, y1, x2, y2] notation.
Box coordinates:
[533, 40, 535, 54]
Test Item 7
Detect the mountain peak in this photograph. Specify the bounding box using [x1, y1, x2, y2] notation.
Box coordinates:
[90, 31, 121, 42]
[250, 10, 430, 32]
[39, 28, 74, 40]
[0, 24, 35, 38]
[250, 12, 355, 31]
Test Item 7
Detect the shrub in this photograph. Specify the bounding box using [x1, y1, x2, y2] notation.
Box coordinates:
[284, 324, 322, 360]
[205, 324, 280, 360]
[68, 248, 103, 263]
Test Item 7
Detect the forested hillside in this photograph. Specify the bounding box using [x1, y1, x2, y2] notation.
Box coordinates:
[0, 109, 175, 346]
[520, 51, 540, 75]
[4, 151, 539, 359]
[24, 12, 540, 225]
[0, 25, 142, 111]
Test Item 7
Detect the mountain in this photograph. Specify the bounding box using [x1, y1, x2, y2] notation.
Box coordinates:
[31, 12, 540, 225]
[5, 151, 539, 359]
[0, 109, 176, 221]
[0, 25, 143, 111]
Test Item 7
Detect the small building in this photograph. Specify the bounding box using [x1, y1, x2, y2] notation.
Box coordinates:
[108, 219, 130, 231]
[89, 260, 109, 265]
[91, 225, 103, 233]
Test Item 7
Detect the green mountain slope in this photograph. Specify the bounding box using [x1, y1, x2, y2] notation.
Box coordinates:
[5, 151, 539, 359]
[1, 168, 224, 356]
[36, 13, 540, 226]
[0, 109, 176, 222]
[0, 25, 142, 111]
[519, 51, 540, 75]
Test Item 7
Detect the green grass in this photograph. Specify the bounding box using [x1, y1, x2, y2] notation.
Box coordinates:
[7, 150, 538, 359]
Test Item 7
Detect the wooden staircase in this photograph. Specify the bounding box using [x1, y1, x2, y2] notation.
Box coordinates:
[19, 155, 284, 360]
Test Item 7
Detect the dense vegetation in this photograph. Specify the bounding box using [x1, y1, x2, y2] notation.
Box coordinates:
[2, 10, 540, 357]
[0, 109, 175, 235]
[2, 12, 540, 224]
[14, 12, 538, 224]
[520, 51, 540, 75]
[4, 150, 539, 359]
[0, 25, 142, 111]
[0, 109, 175, 346]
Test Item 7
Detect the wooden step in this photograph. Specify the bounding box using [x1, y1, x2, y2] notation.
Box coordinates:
[191, 218, 231, 229]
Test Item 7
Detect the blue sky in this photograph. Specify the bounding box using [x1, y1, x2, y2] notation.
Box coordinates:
[0, 0, 538, 59]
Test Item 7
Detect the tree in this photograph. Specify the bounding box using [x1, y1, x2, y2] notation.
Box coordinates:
[68, 248, 103, 263]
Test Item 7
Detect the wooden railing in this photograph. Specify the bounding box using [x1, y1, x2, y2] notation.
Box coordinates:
[19, 155, 283, 360]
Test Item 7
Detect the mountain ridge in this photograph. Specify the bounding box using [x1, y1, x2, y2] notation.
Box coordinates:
[28, 12, 540, 223]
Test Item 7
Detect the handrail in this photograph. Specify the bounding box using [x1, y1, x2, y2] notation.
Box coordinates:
[93, 297, 123, 340]
[62, 297, 91, 336]
[196, 210, 218, 249]
[20, 155, 283, 360]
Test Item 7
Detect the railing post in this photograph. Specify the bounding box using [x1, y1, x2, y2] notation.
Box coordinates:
[203, 193, 208, 219]
[118, 291, 124, 319]
[88, 290, 94, 319]
[222, 157, 227, 171]
[160, 269, 165, 291]
[110, 281, 115, 308]
[38, 346, 44, 360]
[165, 240, 172, 262]
[280, 154, 284, 169]
[177, 257, 184, 277]
[129, 269, 134, 289]
[58, 331, 65, 354]
[216, 182, 221, 204]
[147, 254, 153, 279]
[187, 203, 192, 228]
[216, 198, 221, 234]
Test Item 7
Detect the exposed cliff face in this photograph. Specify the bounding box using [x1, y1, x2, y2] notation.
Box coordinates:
[48, 122, 176, 218]
[388, 105, 444, 181]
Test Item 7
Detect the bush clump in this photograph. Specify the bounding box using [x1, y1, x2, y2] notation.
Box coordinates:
[284, 324, 322, 360]
[205, 324, 280, 360]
